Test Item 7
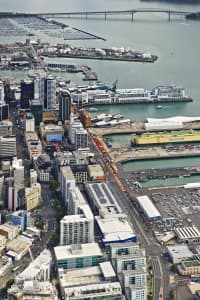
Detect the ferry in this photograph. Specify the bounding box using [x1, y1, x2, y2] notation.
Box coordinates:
[151, 85, 192, 102]
[131, 129, 200, 146]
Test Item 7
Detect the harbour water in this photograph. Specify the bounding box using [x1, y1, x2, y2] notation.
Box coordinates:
[2, 0, 200, 175]
[123, 156, 200, 171]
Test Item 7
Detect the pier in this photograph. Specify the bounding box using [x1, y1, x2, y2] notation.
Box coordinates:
[47, 63, 97, 81]
[89, 120, 200, 137]
[110, 146, 200, 163]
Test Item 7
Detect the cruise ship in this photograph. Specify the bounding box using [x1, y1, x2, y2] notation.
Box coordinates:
[131, 130, 200, 146]
[151, 85, 192, 102]
[86, 85, 192, 105]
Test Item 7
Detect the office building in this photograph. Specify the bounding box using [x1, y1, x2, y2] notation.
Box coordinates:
[15, 249, 52, 284]
[25, 183, 41, 211]
[60, 204, 94, 245]
[0, 103, 9, 121]
[59, 90, 71, 122]
[30, 99, 43, 126]
[20, 80, 34, 109]
[0, 256, 12, 277]
[110, 243, 147, 300]
[167, 245, 194, 264]
[33, 154, 52, 182]
[86, 182, 136, 246]
[60, 166, 75, 204]
[8, 210, 30, 231]
[8, 159, 25, 211]
[0, 223, 19, 240]
[58, 262, 124, 300]
[0, 120, 13, 136]
[54, 242, 103, 270]
[39, 122, 64, 142]
[0, 80, 4, 102]
[6, 235, 32, 261]
[30, 169, 38, 185]
[0, 136, 16, 158]
[39, 75, 56, 111]
[25, 113, 35, 132]
[8, 281, 58, 300]
[75, 129, 88, 150]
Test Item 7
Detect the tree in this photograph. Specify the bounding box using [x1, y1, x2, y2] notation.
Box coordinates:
[49, 180, 59, 190]
[1, 278, 14, 293]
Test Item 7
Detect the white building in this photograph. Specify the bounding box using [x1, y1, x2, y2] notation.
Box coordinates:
[30, 169, 38, 185]
[136, 195, 161, 222]
[60, 204, 94, 246]
[60, 166, 75, 204]
[8, 159, 25, 211]
[8, 281, 58, 300]
[25, 113, 35, 132]
[0, 223, 19, 240]
[0, 136, 16, 158]
[86, 182, 137, 246]
[0, 80, 4, 102]
[167, 245, 194, 264]
[68, 186, 86, 215]
[110, 243, 147, 300]
[54, 242, 103, 270]
[16, 249, 52, 284]
[58, 261, 124, 300]
[174, 226, 200, 244]
[0, 256, 12, 277]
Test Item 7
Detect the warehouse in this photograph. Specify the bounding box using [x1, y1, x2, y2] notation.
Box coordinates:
[136, 195, 161, 222]
[175, 226, 200, 244]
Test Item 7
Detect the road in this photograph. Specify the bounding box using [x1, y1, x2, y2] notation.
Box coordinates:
[88, 132, 170, 300]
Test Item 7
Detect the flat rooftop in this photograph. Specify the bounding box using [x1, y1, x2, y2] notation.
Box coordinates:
[54, 242, 102, 261]
[58, 261, 116, 288]
[167, 245, 193, 259]
[16, 249, 51, 281]
[136, 195, 161, 219]
[175, 226, 200, 240]
[96, 215, 136, 243]
[87, 182, 122, 215]
[60, 166, 75, 181]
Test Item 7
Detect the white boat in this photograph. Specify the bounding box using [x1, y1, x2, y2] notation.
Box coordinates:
[156, 105, 163, 109]
[87, 107, 98, 112]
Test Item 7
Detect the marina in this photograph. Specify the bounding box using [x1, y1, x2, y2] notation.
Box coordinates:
[0, 15, 104, 40]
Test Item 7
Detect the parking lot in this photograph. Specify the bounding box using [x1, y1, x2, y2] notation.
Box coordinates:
[146, 188, 200, 235]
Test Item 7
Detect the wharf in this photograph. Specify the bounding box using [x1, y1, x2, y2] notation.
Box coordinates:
[47, 63, 97, 81]
[89, 121, 200, 137]
[53, 53, 158, 63]
[110, 146, 200, 163]
[39, 44, 158, 63]
[121, 166, 200, 182]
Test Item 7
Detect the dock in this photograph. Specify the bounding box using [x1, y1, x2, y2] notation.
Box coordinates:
[47, 63, 97, 81]
[109, 146, 200, 163]
[38, 44, 158, 63]
[89, 120, 200, 137]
